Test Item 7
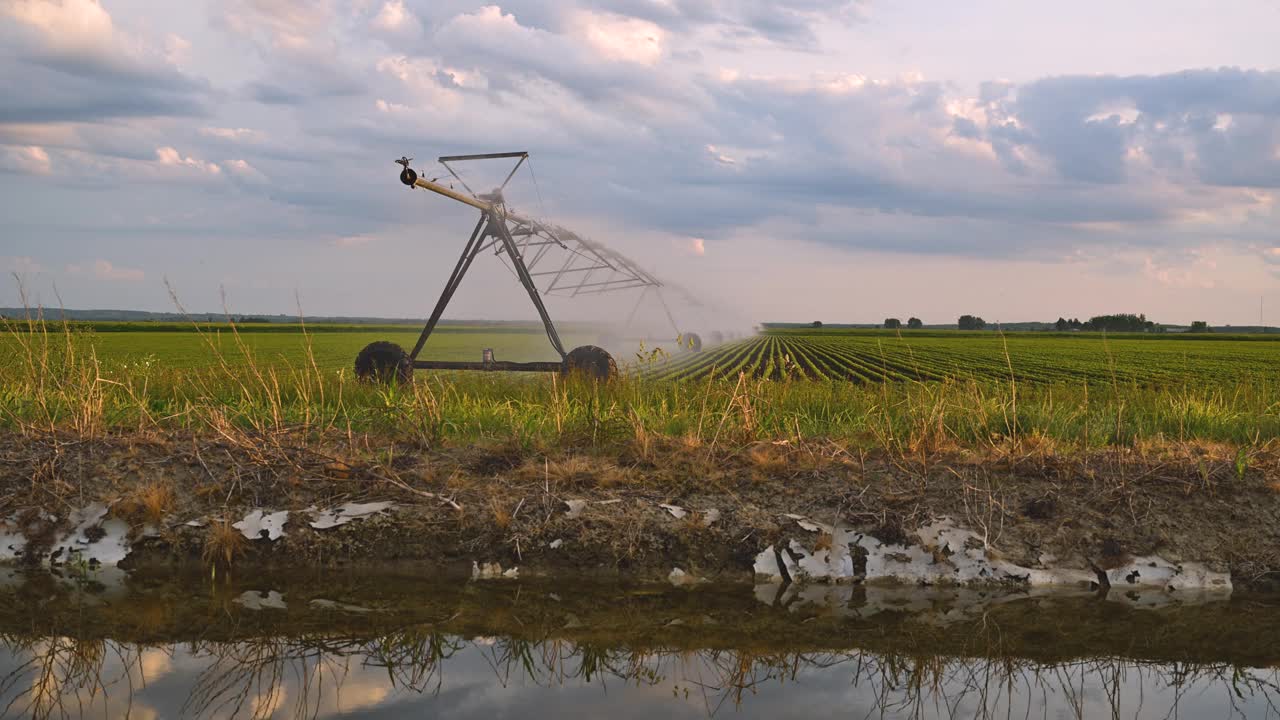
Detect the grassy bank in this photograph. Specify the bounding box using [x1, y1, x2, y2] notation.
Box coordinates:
[3, 319, 1279, 587]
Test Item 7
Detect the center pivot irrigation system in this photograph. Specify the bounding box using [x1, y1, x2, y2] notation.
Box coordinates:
[353, 152, 706, 383]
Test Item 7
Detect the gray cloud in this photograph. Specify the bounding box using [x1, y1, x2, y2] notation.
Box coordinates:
[403, 0, 864, 46]
[0, 63, 207, 122]
[1003, 69, 1280, 187]
[0, 28, 211, 123]
[5, 0, 1279, 323]
[592, 0, 866, 45]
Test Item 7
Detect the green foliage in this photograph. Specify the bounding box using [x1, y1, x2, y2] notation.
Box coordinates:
[907, 317, 923, 329]
[651, 331, 1280, 386]
[2, 322, 1279, 451]
[958, 315, 986, 331]
[884, 318, 902, 330]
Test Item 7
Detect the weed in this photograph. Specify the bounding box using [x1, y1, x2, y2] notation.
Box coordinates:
[203, 520, 248, 568]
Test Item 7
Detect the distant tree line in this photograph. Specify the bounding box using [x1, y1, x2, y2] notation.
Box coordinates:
[1054, 314, 1155, 332]
[958, 315, 986, 330]
[881, 317, 925, 329]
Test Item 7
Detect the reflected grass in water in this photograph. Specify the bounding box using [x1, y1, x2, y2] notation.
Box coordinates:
[0, 571, 1278, 718]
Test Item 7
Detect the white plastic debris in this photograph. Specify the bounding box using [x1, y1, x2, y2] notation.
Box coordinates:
[549, 539, 563, 549]
[309, 501, 395, 530]
[701, 509, 721, 527]
[659, 503, 688, 520]
[235, 590, 287, 610]
[564, 500, 588, 519]
[1103, 557, 1232, 592]
[750, 516, 1231, 593]
[783, 514, 831, 534]
[668, 567, 699, 586]
[472, 561, 518, 580]
[183, 518, 207, 528]
[48, 503, 132, 567]
[233, 510, 289, 541]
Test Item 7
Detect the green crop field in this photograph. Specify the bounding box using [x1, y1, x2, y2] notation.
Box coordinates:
[0, 322, 604, 373]
[3, 321, 1279, 450]
[651, 330, 1280, 386]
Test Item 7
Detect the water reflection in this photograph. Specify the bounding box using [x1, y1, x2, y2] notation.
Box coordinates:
[0, 573, 1277, 718]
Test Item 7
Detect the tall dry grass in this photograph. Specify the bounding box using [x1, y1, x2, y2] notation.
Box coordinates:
[2, 294, 1278, 457]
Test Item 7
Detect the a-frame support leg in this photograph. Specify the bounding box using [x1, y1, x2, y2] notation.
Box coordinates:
[491, 213, 568, 360]
[410, 215, 489, 360]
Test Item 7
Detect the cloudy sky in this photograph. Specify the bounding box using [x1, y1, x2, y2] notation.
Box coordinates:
[2, 0, 1279, 326]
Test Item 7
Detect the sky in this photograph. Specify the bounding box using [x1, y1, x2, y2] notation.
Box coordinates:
[2, 0, 1279, 326]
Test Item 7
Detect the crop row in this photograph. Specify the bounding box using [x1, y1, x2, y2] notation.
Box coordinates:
[644, 333, 1280, 386]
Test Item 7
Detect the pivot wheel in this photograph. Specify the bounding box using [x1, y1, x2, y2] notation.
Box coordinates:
[562, 345, 617, 381]
[681, 332, 703, 353]
[355, 341, 413, 384]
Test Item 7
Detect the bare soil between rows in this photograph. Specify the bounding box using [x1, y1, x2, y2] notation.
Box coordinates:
[2, 430, 1278, 590]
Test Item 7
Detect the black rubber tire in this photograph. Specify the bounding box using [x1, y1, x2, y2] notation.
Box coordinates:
[355, 341, 413, 384]
[561, 345, 617, 381]
[682, 332, 703, 353]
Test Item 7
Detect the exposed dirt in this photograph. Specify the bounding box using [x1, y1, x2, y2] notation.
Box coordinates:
[2, 430, 1278, 589]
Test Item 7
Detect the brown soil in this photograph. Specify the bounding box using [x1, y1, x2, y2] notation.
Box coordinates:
[2, 431, 1278, 589]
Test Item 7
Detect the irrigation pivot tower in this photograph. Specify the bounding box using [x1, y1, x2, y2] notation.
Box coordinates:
[352, 152, 702, 383]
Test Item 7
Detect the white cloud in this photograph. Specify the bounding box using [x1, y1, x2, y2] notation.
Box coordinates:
[226, 158, 266, 183]
[571, 10, 665, 65]
[371, 0, 420, 35]
[3, 0, 191, 78]
[216, 0, 332, 54]
[198, 127, 263, 142]
[332, 235, 376, 247]
[164, 33, 191, 65]
[672, 237, 706, 256]
[705, 144, 735, 165]
[1142, 253, 1216, 289]
[155, 146, 220, 175]
[3, 0, 115, 56]
[67, 259, 145, 282]
[375, 56, 475, 109]
[374, 98, 409, 113]
[0, 145, 52, 174]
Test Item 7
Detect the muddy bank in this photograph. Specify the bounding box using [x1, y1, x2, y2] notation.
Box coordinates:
[1, 431, 1278, 591]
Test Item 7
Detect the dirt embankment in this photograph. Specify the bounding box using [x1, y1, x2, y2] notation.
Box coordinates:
[1, 431, 1278, 590]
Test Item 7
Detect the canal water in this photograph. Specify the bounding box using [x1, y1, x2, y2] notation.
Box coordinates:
[0, 568, 1276, 718]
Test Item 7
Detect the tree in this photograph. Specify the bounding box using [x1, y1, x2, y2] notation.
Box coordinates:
[811, 320, 823, 328]
[1055, 317, 1068, 331]
[958, 315, 986, 330]
[1189, 320, 1210, 332]
[907, 317, 923, 329]
[883, 318, 901, 330]
[1082, 313, 1155, 332]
